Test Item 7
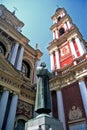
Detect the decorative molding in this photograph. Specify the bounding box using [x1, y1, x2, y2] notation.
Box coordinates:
[17, 100, 33, 119]
[49, 54, 87, 90]
[20, 87, 35, 102]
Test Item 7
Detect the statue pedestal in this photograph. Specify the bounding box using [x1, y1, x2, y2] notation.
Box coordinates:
[25, 114, 63, 130]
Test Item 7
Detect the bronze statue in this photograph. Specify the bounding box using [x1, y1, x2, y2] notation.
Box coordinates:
[34, 62, 52, 114]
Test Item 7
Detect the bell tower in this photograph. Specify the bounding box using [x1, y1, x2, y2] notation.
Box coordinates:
[48, 8, 87, 130]
[48, 8, 86, 71]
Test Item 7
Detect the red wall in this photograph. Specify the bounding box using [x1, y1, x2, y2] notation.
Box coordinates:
[60, 55, 73, 67]
[60, 42, 73, 68]
[62, 82, 86, 128]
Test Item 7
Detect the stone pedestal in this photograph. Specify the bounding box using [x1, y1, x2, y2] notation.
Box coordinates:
[25, 114, 63, 130]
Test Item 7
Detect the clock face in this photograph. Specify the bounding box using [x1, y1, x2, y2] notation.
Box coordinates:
[60, 45, 70, 57]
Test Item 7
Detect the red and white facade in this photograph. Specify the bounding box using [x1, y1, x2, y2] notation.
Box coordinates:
[48, 8, 87, 130]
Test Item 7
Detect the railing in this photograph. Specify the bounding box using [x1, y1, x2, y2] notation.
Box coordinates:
[53, 53, 87, 76]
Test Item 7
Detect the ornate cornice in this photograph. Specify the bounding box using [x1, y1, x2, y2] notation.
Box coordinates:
[0, 54, 23, 93]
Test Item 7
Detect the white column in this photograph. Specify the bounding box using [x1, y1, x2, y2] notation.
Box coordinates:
[75, 37, 85, 56]
[10, 43, 19, 65]
[63, 23, 67, 31]
[0, 91, 9, 130]
[16, 46, 24, 71]
[53, 18, 57, 24]
[69, 40, 77, 58]
[67, 21, 71, 29]
[78, 80, 87, 116]
[57, 90, 66, 130]
[62, 12, 65, 16]
[61, 13, 63, 17]
[50, 52, 54, 71]
[55, 30, 58, 39]
[55, 50, 60, 69]
[5, 94, 18, 130]
[53, 31, 55, 40]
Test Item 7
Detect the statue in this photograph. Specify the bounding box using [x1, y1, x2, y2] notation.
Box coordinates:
[34, 62, 52, 114]
[25, 62, 64, 130]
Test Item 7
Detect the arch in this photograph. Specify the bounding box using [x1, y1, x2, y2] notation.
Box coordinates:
[59, 27, 65, 36]
[22, 60, 31, 78]
[14, 115, 28, 130]
[0, 41, 6, 55]
[21, 57, 34, 80]
[57, 16, 61, 22]
[0, 39, 11, 58]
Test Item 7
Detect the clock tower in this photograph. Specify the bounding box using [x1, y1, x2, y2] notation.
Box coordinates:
[48, 8, 87, 130]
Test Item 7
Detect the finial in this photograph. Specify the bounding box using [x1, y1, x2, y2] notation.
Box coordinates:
[36, 43, 38, 49]
[12, 7, 18, 15]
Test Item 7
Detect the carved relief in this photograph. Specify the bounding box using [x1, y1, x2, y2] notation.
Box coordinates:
[69, 106, 82, 121]
[17, 100, 33, 119]
[60, 45, 70, 58]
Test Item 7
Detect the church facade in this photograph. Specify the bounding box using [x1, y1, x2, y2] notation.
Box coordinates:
[0, 4, 42, 130]
[48, 8, 87, 130]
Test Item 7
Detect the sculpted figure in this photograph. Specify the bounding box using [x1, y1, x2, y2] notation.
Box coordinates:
[34, 62, 52, 114]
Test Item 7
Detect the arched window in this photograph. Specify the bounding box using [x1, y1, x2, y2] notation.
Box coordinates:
[22, 60, 30, 78]
[59, 27, 65, 36]
[0, 41, 6, 55]
[57, 16, 61, 22]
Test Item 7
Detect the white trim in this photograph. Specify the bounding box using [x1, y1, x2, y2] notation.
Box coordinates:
[55, 50, 60, 69]
[57, 90, 66, 130]
[69, 40, 77, 58]
[78, 80, 87, 116]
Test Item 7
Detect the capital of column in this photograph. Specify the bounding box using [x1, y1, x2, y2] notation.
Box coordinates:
[78, 77, 85, 82]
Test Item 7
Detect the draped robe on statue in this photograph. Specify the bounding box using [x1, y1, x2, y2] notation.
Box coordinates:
[34, 63, 52, 114]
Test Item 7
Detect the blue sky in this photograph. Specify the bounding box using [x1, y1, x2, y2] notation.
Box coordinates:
[1, 0, 87, 70]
